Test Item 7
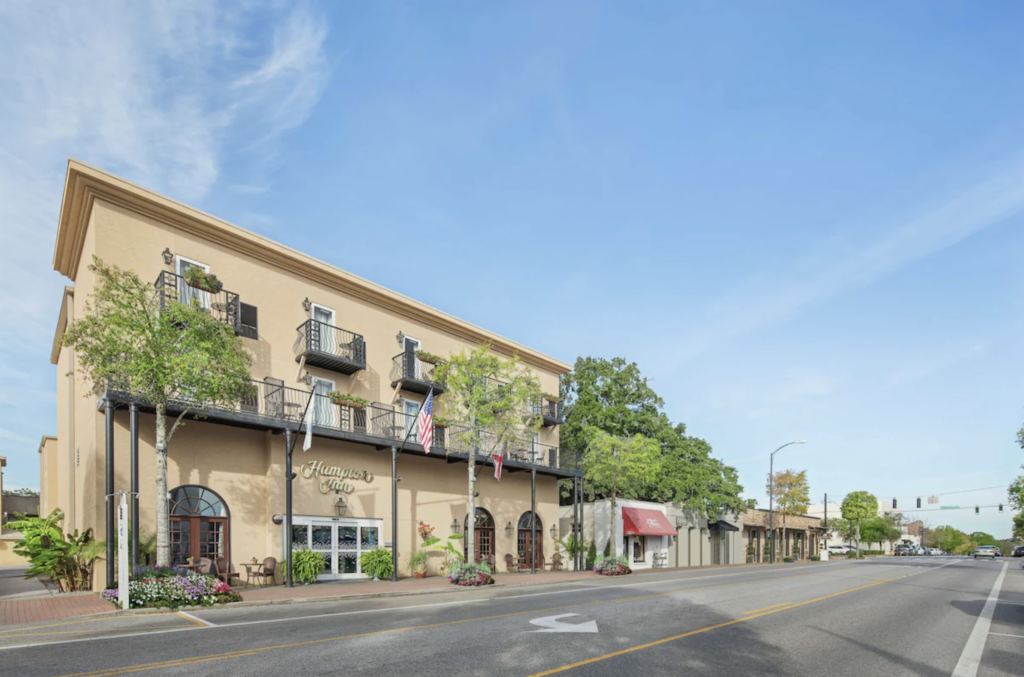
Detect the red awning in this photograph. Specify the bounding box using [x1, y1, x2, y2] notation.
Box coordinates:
[622, 507, 676, 537]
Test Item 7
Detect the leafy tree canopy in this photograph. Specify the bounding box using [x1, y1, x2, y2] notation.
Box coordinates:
[841, 491, 877, 522]
[3, 488, 38, 497]
[969, 531, 998, 547]
[767, 469, 810, 518]
[562, 357, 744, 517]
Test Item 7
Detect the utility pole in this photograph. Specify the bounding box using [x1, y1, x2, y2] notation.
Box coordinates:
[768, 440, 805, 563]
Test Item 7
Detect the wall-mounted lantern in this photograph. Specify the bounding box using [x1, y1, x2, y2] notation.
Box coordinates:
[451, 518, 461, 534]
[396, 331, 405, 345]
[303, 371, 313, 386]
[161, 248, 174, 265]
[302, 297, 312, 312]
[334, 496, 348, 516]
[271, 514, 283, 525]
[505, 522, 514, 537]
[550, 524, 558, 540]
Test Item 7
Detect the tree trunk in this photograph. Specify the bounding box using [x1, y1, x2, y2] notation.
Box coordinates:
[609, 484, 617, 560]
[855, 521, 861, 555]
[467, 445, 476, 566]
[155, 404, 170, 567]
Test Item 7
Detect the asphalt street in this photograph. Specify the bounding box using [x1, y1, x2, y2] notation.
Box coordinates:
[0, 557, 1020, 677]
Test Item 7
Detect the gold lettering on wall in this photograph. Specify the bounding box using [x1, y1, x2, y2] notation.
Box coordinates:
[300, 460, 375, 495]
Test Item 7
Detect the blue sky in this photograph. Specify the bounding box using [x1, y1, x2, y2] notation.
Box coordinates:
[1, 1, 1022, 538]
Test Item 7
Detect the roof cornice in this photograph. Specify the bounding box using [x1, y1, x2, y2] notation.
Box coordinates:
[53, 160, 572, 374]
[50, 287, 74, 365]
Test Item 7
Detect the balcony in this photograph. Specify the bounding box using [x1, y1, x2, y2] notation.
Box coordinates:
[390, 353, 446, 396]
[104, 379, 579, 478]
[531, 400, 565, 427]
[155, 271, 241, 334]
[294, 320, 366, 375]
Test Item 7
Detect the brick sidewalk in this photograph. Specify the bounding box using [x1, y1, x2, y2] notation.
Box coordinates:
[0, 594, 111, 626]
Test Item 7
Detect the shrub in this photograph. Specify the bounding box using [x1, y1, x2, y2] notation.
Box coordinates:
[359, 547, 394, 580]
[810, 555, 821, 561]
[782, 557, 795, 563]
[448, 562, 494, 586]
[291, 548, 325, 584]
[603, 539, 612, 558]
[409, 549, 430, 575]
[593, 555, 631, 576]
[586, 542, 598, 569]
[132, 565, 192, 580]
[10, 509, 103, 593]
[845, 549, 864, 560]
[103, 570, 241, 609]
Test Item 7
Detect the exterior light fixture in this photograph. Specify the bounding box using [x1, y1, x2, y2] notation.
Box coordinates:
[271, 514, 283, 525]
[550, 524, 558, 540]
[303, 371, 313, 386]
[302, 297, 312, 312]
[161, 248, 174, 264]
[505, 522, 514, 537]
[451, 518, 461, 534]
[396, 331, 405, 345]
[334, 496, 348, 516]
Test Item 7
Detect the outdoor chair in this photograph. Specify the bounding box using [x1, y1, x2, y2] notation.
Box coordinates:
[550, 553, 562, 571]
[504, 553, 518, 573]
[196, 557, 215, 576]
[215, 557, 241, 586]
[253, 557, 277, 587]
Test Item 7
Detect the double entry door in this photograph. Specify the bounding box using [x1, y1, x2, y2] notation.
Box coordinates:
[290, 516, 382, 580]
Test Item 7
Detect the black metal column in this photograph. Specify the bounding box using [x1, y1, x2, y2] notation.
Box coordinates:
[104, 400, 115, 586]
[285, 429, 294, 587]
[391, 445, 399, 582]
[575, 476, 582, 571]
[129, 403, 139, 568]
[531, 468, 537, 574]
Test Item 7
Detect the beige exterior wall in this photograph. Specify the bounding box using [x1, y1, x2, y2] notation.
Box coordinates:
[38, 436, 59, 516]
[47, 162, 572, 588]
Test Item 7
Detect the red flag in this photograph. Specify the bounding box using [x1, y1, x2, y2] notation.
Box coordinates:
[492, 452, 504, 481]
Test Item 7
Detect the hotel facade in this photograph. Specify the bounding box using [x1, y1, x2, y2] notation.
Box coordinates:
[44, 161, 582, 589]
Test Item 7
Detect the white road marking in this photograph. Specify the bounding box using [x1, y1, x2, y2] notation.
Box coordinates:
[951, 561, 1007, 677]
[988, 632, 1024, 639]
[176, 611, 216, 627]
[528, 613, 599, 634]
[0, 562, 865, 652]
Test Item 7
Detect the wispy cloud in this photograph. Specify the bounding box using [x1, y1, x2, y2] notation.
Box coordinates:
[658, 159, 1024, 368]
[0, 0, 331, 474]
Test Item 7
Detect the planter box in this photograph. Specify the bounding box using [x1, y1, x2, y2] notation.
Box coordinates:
[331, 397, 364, 409]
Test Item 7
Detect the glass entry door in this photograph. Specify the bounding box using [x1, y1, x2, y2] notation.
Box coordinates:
[289, 516, 383, 580]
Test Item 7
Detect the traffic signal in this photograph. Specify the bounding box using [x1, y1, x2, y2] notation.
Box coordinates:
[916, 498, 921, 509]
[975, 506, 980, 515]
[892, 498, 897, 509]
[999, 504, 1004, 513]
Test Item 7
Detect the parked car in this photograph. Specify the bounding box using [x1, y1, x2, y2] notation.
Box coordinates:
[929, 548, 942, 556]
[894, 545, 914, 557]
[1012, 545, 1024, 558]
[974, 546, 998, 559]
[828, 545, 852, 555]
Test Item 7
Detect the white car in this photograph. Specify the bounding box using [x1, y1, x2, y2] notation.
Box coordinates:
[974, 546, 998, 559]
[929, 548, 942, 556]
[827, 545, 852, 555]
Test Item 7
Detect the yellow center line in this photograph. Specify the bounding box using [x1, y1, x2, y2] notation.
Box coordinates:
[527, 577, 900, 676]
[742, 602, 793, 615]
[51, 566, 875, 677]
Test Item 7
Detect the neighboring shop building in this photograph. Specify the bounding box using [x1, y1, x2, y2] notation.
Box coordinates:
[0, 457, 37, 566]
[43, 160, 581, 589]
[740, 509, 824, 562]
[563, 499, 743, 569]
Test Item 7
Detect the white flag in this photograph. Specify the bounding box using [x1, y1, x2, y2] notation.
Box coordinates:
[302, 393, 314, 452]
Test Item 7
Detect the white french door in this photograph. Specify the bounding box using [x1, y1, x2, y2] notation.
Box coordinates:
[288, 516, 383, 580]
[175, 256, 210, 309]
[401, 399, 420, 439]
[311, 377, 336, 427]
[311, 303, 336, 354]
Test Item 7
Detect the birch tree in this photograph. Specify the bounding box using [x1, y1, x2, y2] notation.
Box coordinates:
[434, 344, 542, 565]
[62, 257, 252, 566]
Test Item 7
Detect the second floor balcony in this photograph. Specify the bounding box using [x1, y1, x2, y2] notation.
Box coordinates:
[531, 399, 565, 426]
[390, 352, 446, 396]
[155, 270, 241, 334]
[294, 319, 366, 375]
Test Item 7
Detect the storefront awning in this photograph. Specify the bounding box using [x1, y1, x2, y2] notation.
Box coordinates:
[622, 507, 677, 536]
[708, 520, 739, 532]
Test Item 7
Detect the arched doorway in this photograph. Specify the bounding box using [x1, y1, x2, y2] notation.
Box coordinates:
[169, 485, 230, 566]
[517, 511, 543, 569]
[464, 508, 495, 566]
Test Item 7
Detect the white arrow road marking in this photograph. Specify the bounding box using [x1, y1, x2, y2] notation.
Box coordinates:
[528, 613, 599, 634]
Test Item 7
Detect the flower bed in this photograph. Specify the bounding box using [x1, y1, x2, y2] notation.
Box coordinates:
[593, 556, 631, 576]
[102, 566, 242, 609]
[448, 562, 494, 587]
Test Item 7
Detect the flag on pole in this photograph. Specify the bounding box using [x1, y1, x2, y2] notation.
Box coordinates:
[302, 391, 315, 452]
[493, 451, 504, 481]
[417, 390, 434, 453]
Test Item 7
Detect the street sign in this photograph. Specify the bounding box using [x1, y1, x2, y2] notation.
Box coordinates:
[940, 506, 959, 510]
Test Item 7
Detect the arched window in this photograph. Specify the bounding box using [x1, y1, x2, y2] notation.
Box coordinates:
[168, 485, 230, 566]
[465, 507, 495, 529]
[518, 511, 541, 529]
[517, 511, 543, 568]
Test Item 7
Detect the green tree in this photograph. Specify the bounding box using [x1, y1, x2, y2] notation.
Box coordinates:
[3, 488, 39, 498]
[969, 531, 998, 547]
[930, 525, 967, 553]
[62, 257, 253, 566]
[433, 344, 542, 564]
[583, 429, 661, 553]
[1013, 512, 1024, 541]
[841, 491, 878, 552]
[827, 517, 856, 544]
[767, 469, 810, 556]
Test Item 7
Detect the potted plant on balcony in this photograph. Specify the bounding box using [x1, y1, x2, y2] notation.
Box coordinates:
[433, 416, 451, 429]
[414, 349, 442, 365]
[329, 392, 369, 410]
[183, 267, 223, 294]
[542, 392, 560, 403]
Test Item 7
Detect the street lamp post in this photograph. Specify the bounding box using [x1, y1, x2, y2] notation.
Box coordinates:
[768, 440, 805, 563]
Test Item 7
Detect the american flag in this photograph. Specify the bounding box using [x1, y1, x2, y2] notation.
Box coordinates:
[417, 390, 434, 453]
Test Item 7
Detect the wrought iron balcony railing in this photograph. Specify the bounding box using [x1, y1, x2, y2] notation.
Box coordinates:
[106, 378, 578, 476]
[155, 271, 241, 334]
[389, 352, 446, 396]
[530, 400, 565, 426]
[294, 320, 366, 375]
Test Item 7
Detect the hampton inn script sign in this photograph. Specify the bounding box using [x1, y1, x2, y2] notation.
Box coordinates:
[300, 460, 374, 494]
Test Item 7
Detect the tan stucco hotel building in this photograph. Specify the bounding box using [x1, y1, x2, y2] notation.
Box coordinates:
[43, 160, 581, 588]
